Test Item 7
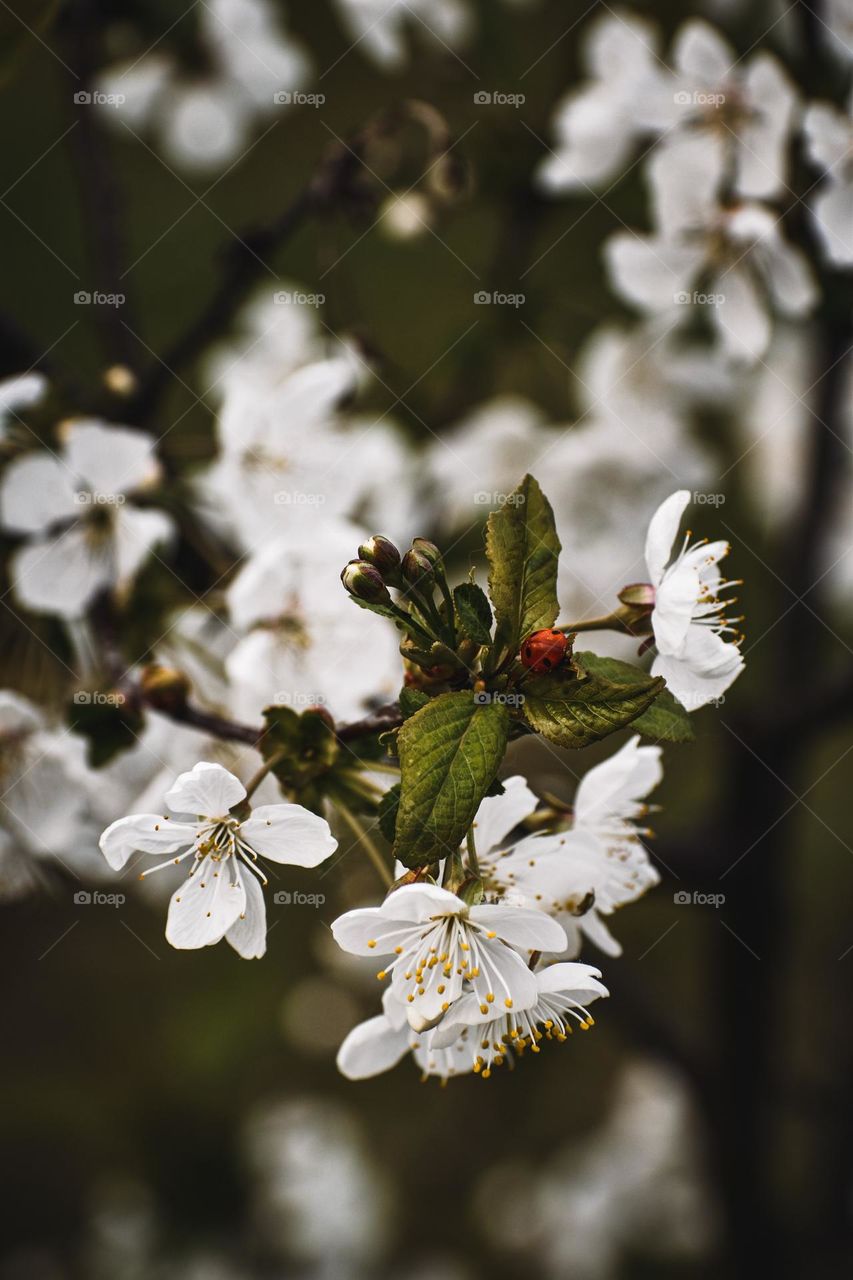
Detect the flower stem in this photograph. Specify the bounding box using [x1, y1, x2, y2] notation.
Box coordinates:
[465, 826, 480, 877]
[243, 749, 289, 802]
[336, 805, 392, 887]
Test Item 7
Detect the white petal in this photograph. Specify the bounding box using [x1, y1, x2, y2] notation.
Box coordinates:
[0, 453, 78, 532]
[471, 776, 539, 858]
[470, 904, 568, 953]
[812, 181, 853, 265]
[377, 883, 464, 923]
[651, 626, 743, 709]
[225, 866, 267, 958]
[165, 861, 246, 950]
[763, 238, 818, 316]
[736, 54, 797, 199]
[112, 506, 173, 585]
[604, 234, 704, 312]
[803, 102, 851, 171]
[537, 961, 608, 1002]
[64, 421, 160, 496]
[240, 804, 336, 867]
[574, 735, 662, 825]
[331, 906, 405, 956]
[673, 19, 732, 82]
[165, 761, 246, 818]
[336, 1014, 410, 1080]
[99, 813, 198, 870]
[649, 132, 725, 238]
[714, 265, 770, 361]
[644, 489, 690, 584]
[10, 527, 111, 617]
[578, 908, 623, 956]
[654, 556, 702, 653]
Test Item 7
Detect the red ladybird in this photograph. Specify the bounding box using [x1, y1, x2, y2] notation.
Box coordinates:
[520, 628, 568, 673]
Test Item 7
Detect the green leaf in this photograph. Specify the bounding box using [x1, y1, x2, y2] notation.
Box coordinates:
[453, 582, 493, 646]
[521, 657, 664, 749]
[394, 691, 510, 868]
[378, 783, 401, 842]
[575, 652, 694, 742]
[399, 687, 430, 719]
[485, 474, 560, 656]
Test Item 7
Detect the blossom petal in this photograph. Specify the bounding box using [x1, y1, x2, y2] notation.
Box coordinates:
[336, 1014, 410, 1080]
[574, 735, 662, 826]
[651, 625, 743, 709]
[165, 861, 246, 950]
[714, 265, 770, 361]
[165, 761, 246, 818]
[377, 883, 465, 923]
[0, 453, 78, 532]
[225, 866, 267, 959]
[470, 775, 539, 858]
[470, 904, 568, 953]
[10, 528, 111, 618]
[240, 804, 336, 867]
[112, 506, 173, 586]
[331, 907, 412, 956]
[644, 489, 690, 585]
[537, 961, 609, 1003]
[64, 421, 160, 496]
[99, 813, 198, 870]
[673, 19, 732, 81]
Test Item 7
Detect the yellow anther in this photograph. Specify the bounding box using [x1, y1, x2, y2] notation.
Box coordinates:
[486, 930, 497, 939]
[504, 998, 513, 1009]
[486, 993, 495, 1004]
[394, 946, 402, 954]
[437, 984, 446, 994]
[407, 995, 415, 1003]
[480, 1003, 489, 1015]
[376, 970, 387, 980]
[367, 940, 377, 949]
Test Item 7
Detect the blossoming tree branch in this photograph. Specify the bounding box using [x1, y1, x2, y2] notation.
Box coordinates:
[97, 472, 744, 1082]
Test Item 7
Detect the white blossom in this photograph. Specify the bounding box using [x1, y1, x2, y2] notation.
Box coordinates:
[332, 882, 567, 1031]
[99, 761, 336, 957]
[332, 0, 471, 69]
[0, 420, 173, 618]
[0, 371, 47, 437]
[644, 489, 744, 708]
[803, 91, 853, 266]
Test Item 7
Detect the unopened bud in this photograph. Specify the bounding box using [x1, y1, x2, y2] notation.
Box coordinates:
[341, 559, 392, 604]
[401, 547, 435, 587]
[411, 537, 444, 572]
[139, 663, 191, 711]
[357, 535, 401, 580]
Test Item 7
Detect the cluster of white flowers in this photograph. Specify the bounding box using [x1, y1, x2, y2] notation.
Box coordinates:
[332, 733, 668, 1082]
[95, 0, 311, 172]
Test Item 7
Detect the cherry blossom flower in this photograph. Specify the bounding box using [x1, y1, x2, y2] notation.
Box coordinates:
[0, 421, 173, 619]
[605, 135, 816, 360]
[803, 91, 853, 266]
[643, 489, 744, 708]
[332, 0, 471, 70]
[331, 882, 567, 1031]
[0, 372, 47, 437]
[337, 963, 608, 1081]
[95, 0, 311, 173]
[475, 747, 661, 957]
[99, 762, 336, 958]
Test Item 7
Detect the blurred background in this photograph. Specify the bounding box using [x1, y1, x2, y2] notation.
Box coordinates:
[1, 0, 852, 1276]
